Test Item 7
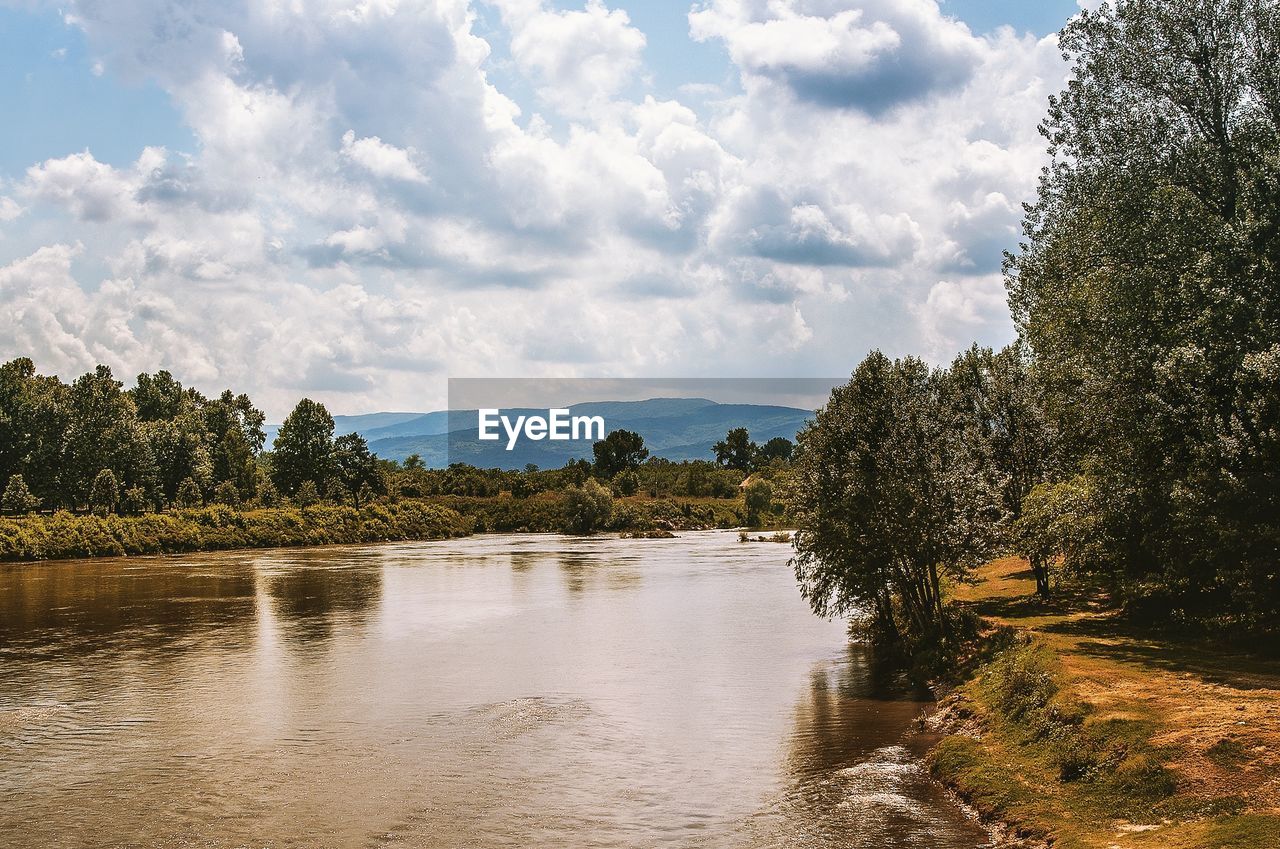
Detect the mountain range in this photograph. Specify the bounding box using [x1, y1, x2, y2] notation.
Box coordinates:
[265, 398, 815, 470]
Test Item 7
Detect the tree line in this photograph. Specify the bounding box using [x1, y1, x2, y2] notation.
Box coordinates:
[790, 0, 1280, 655]
[0, 356, 791, 528]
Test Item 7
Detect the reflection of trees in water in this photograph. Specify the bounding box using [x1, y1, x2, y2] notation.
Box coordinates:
[0, 557, 257, 656]
[556, 552, 641, 595]
[785, 644, 931, 775]
[750, 645, 980, 849]
[255, 550, 383, 642]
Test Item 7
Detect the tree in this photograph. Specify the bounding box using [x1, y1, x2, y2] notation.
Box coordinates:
[562, 478, 613, 534]
[256, 476, 282, 508]
[1013, 476, 1105, 597]
[121, 485, 150, 515]
[294, 479, 321, 507]
[333, 432, 380, 506]
[714, 427, 756, 472]
[2, 474, 40, 515]
[272, 399, 336, 495]
[212, 481, 241, 508]
[175, 477, 203, 509]
[1007, 0, 1280, 627]
[592, 430, 648, 479]
[0, 358, 69, 507]
[89, 469, 120, 516]
[744, 478, 773, 526]
[63, 366, 142, 507]
[756, 436, 794, 466]
[612, 469, 640, 496]
[790, 352, 1002, 656]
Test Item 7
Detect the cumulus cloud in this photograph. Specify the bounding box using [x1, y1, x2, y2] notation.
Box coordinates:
[499, 0, 647, 116]
[341, 131, 430, 183]
[0, 0, 1071, 415]
[22, 150, 147, 223]
[690, 0, 983, 113]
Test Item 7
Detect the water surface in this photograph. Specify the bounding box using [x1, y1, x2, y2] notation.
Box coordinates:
[0, 531, 988, 848]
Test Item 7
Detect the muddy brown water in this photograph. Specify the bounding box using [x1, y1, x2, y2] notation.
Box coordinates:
[0, 531, 990, 848]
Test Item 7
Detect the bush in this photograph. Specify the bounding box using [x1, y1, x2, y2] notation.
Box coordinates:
[0, 500, 471, 562]
[562, 479, 613, 534]
[612, 469, 640, 497]
[744, 479, 773, 526]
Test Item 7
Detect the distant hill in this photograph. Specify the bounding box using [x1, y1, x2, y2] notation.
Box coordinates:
[264, 398, 815, 469]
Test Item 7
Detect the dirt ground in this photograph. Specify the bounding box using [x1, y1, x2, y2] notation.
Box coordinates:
[951, 558, 1280, 847]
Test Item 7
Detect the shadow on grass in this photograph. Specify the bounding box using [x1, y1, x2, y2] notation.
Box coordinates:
[1010, 609, 1280, 692]
[966, 593, 1076, 621]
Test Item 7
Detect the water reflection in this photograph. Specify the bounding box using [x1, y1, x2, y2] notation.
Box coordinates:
[0, 533, 987, 849]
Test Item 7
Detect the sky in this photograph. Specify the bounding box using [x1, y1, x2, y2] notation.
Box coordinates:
[0, 0, 1086, 418]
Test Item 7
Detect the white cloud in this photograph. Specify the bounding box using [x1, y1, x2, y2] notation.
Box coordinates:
[499, 0, 646, 116]
[690, 0, 983, 113]
[1, 0, 1071, 416]
[0, 196, 22, 222]
[341, 131, 430, 183]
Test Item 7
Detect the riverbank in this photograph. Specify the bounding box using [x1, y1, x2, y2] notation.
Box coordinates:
[0, 502, 473, 561]
[0, 494, 765, 562]
[927, 557, 1280, 849]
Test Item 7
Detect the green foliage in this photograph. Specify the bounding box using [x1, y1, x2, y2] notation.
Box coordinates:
[294, 479, 321, 507]
[612, 469, 639, 496]
[562, 478, 613, 534]
[713, 427, 756, 472]
[592, 429, 648, 479]
[756, 436, 794, 465]
[333, 432, 381, 505]
[89, 469, 119, 517]
[120, 485, 150, 515]
[0, 502, 469, 561]
[743, 478, 773, 526]
[1007, 0, 1280, 633]
[255, 476, 282, 508]
[790, 351, 1004, 657]
[1014, 475, 1105, 595]
[2, 474, 40, 515]
[271, 398, 336, 495]
[0, 359, 267, 511]
[175, 477, 203, 509]
[212, 480, 241, 508]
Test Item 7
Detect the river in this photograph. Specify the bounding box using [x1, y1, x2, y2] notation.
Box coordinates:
[0, 531, 989, 848]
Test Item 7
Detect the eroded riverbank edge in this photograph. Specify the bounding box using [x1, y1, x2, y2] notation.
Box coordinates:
[916, 557, 1280, 849]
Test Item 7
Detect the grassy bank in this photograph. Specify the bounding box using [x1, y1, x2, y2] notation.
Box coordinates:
[0, 502, 472, 561]
[928, 558, 1280, 848]
[0, 493, 765, 562]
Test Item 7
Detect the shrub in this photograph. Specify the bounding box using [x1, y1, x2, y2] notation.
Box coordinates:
[612, 469, 640, 497]
[744, 479, 773, 526]
[562, 479, 613, 534]
[0, 500, 470, 562]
